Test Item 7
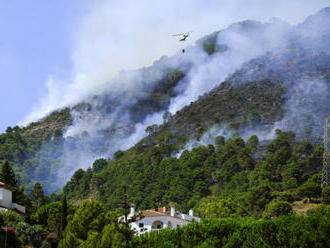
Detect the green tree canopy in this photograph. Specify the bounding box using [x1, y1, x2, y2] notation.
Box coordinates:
[262, 200, 293, 219]
[322, 186, 330, 204]
[215, 135, 225, 147]
[31, 182, 47, 210]
[242, 184, 272, 218]
[59, 200, 133, 248]
[92, 158, 108, 173]
[195, 196, 237, 218]
[296, 181, 321, 201]
[0, 159, 17, 187]
[61, 195, 68, 233]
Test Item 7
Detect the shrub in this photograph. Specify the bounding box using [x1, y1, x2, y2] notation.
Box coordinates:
[322, 186, 330, 204]
[263, 200, 293, 219]
[296, 182, 322, 201]
[114, 150, 125, 160]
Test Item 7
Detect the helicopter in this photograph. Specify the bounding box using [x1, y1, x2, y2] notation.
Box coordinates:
[172, 32, 191, 41]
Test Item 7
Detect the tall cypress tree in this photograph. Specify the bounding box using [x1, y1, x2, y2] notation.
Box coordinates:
[0, 159, 17, 187]
[61, 194, 68, 233]
[31, 182, 46, 210]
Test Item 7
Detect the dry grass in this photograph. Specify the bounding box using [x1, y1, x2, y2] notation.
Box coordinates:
[292, 199, 320, 215]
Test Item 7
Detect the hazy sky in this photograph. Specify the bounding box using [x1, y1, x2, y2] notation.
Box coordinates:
[0, 1, 87, 132]
[0, 0, 329, 132]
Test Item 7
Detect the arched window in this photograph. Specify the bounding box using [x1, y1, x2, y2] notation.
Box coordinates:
[151, 220, 164, 230]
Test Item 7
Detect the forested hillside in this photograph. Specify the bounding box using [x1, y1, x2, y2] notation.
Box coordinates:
[147, 8, 330, 146]
[2, 129, 329, 247]
[64, 130, 324, 214]
[1, 7, 330, 247]
[46, 130, 330, 247]
[0, 108, 71, 192]
[0, 70, 184, 193]
[3, 8, 330, 194]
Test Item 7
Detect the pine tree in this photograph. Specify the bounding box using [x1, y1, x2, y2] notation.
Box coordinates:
[31, 182, 46, 210]
[61, 194, 68, 233]
[0, 159, 17, 187]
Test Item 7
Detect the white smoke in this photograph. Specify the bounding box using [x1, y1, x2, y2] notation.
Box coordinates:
[19, 1, 330, 188]
[272, 78, 330, 141]
[181, 78, 330, 156]
[96, 19, 290, 157]
[168, 23, 288, 113]
[174, 123, 277, 157]
[22, 0, 328, 124]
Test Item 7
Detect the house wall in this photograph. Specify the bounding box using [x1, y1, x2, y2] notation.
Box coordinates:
[130, 216, 190, 235]
[0, 188, 12, 209]
[177, 213, 201, 222]
[12, 203, 26, 214]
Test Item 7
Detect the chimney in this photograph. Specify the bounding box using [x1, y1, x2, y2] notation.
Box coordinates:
[130, 204, 135, 216]
[189, 209, 194, 216]
[163, 206, 166, 213]
[170, 205, 175, 217]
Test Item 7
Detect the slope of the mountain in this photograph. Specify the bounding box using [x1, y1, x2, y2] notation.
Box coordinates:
[146, 79, 285, 146]
[20, 108, 72, 141]
[143, 8, 330, 148]
[2, 8, 330, 194]
[3, 8, 330, 248]
[0, 69, 186, 193]
[63, 127, 324, 213]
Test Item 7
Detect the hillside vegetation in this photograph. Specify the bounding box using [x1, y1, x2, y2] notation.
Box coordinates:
[3, 8, 330, 193]
[53, 129, 329, 247]
[0, 70, 184, 193]
[2, 128, 330, 247]
[1, 8, 330, 247]
[64, 130, 324, 216]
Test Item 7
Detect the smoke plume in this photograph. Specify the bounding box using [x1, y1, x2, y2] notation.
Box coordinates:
[19, 1, 330, 191]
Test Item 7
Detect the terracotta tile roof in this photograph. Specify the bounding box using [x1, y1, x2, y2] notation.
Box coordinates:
[141, 209, 169, 218]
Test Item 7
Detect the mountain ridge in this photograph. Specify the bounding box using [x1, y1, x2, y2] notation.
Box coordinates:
[1, 7, 330, 193]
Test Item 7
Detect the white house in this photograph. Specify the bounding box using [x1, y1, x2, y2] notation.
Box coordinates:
[125, 205, 200, 235]
[0, 182, 25, 214]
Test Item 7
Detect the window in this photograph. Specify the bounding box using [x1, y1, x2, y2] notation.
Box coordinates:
[139, 223, 144, 228]
[151, 220, 164, 230]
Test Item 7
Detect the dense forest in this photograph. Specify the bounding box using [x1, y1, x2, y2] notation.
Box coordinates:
[0, 69, 186, 194]
[1, 129, 329, 247]
[3, 7, 330, 195]
[0, 109, 72, 194]
[64, 130, 325, 215]
[2, 7, 330, 248]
